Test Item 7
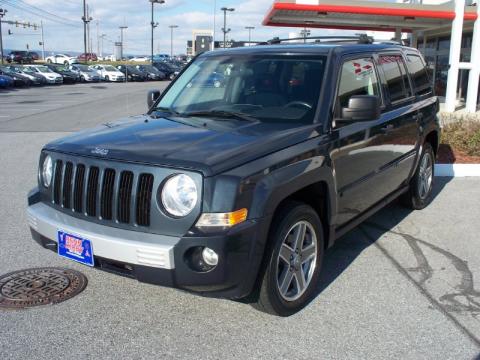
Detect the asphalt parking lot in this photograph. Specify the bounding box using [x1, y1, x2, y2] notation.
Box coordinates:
[1, 83, 480, 359]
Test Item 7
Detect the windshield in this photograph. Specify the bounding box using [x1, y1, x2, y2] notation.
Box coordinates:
[22, 67, 35, 73]
[54, 65, 67, 71]
[36, 66, 51, 73]
[155, 54, 326, 123]
[75, 65, 91, 71]
[104, 65, 117, 71]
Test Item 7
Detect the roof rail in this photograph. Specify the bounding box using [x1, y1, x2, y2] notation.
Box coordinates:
[259, 34, 374, 46]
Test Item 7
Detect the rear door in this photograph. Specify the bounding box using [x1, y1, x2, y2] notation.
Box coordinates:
[376, 53, 420, 183]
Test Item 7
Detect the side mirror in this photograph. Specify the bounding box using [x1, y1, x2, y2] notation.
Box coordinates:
[340, 95, 380, 122]
[147, 89, 161, 109]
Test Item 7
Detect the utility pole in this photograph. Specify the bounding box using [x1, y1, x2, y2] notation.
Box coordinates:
[119, 25, 128, 60]
[40, 21, 45, 60]
[221, 7, 234, 49]
[300, 27, 311, 43]
[81, 0, 92, 59]
[150, 0, 164, 63]
[169, 25, 178, 58]
[0, 8, 7, 65]
[96, 20, 99, 57]
[245, 26, 254, 45]
[100, 34, 106, 58]
[212, 0, 216, 51]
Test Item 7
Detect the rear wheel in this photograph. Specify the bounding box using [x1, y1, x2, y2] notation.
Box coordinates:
[401, 142, 435, 210]
[255, 202, 324, 316]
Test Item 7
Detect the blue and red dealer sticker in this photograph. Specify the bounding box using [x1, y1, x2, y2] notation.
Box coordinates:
[57, 230, 95, 267]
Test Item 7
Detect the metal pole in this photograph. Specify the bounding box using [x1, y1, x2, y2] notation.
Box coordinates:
[96, 20, 99, 57]
[169, 25, 178, 58]
[213, 0, 216, 51]
[40, 21, 45, 61]
[151, 1, 154, 63]
[0, 9, 5, 65]
[223, 9, 227, 48]
[83, 0, 87, 59]
[86, 4, 90, 53]
[245, 26, 254, 45]
[445, 0, 465, 112]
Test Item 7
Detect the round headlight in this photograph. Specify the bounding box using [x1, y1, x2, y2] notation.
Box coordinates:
[42, 155, 53, 188]
[161, 174, 198, 217]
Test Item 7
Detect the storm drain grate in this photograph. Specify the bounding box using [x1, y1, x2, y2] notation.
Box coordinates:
[0, 268, 87, 309]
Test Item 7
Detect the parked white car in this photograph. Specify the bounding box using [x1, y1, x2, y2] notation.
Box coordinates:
[69, 64, 101, 82]
[130, 56, 150, 63]
[23, 65, 63, 84]
[90, 64, 125, 82]
[45, 54, 78, 65]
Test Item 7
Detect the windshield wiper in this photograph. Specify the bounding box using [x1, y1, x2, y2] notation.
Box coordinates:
[183, 110, 256, 122]
[154, 106, 181, 117]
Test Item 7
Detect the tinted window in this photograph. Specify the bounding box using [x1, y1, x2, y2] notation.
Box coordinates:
[406, 54, 433, 96]
[337, 58, 380, 111]
[379, 55, 412, 103]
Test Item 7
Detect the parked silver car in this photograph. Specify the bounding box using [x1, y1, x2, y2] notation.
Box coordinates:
[69, 64, 101, 82]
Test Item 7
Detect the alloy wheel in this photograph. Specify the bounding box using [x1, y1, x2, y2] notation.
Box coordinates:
[418, 151, 433, 200]
[276, 220, 317, 302]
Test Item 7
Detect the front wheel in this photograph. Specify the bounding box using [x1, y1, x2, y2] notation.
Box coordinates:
[255, 202, 324, 316]
[401, 142, 435, 210]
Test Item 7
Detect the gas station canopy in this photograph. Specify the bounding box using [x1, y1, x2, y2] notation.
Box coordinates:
[263, 0, 478, 33]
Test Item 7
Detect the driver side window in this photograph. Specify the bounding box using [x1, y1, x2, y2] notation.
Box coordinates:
[335, 58, 380, 118]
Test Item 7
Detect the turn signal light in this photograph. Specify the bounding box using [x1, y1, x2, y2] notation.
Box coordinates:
[195, 208, 248, 230]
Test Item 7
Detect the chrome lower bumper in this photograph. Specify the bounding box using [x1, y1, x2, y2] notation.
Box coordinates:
[27, 203, 178, 269]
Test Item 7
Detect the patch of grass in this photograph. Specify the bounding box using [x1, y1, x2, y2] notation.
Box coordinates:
[441, 120, 480, 157]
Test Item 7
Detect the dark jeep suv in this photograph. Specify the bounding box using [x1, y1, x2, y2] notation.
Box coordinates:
[27, 40, 439, 316]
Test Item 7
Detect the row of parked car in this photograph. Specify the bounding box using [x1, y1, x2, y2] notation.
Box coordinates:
[0, 62, 182, 88]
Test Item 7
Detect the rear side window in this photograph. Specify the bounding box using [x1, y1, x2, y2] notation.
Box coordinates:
[379, 55, 413, 103]
[406, 54, 433, 96]
[336, 58, 380, 111]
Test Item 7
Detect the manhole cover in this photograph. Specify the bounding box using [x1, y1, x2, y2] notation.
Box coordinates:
[0, 268, 87, 309]
[90, 86, 107, 89]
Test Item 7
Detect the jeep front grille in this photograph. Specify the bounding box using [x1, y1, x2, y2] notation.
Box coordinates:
[52, 162, 154, 227]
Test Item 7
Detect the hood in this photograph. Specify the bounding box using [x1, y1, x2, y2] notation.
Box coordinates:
[44, 115, 319, 176]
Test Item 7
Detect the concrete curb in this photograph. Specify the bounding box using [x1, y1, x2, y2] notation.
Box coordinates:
[435, 164, 480, 177]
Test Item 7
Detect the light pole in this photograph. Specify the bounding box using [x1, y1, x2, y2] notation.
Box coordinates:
[119, 25, 128, 60]
[221, 7, 234, 49]
[245, 26, 254, 45]
[100, 34, 106, 58]
[169, 25, 178, 58]
[300, 27, 311, 43]
[81, 0, 93, 60]
[150, 0, 164, 63]
[0, 8, 7, 65]
[212, 0, 216, 51]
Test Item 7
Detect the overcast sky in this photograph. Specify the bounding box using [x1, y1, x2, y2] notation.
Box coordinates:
[0, 0, 360, 55]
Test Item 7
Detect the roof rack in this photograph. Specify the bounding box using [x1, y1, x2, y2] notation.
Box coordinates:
[260, 34, 374, 46]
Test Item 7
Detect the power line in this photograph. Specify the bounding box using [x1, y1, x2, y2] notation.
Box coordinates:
[0, 0, 80, 28]
[16, 0, 77, 23]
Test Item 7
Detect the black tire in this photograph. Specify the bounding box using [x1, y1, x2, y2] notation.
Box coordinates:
[401, 142, 435, 210]
[80, 76, 85, 83]
[105, 75, 109, 82]
[255, 201, 324, 316]
[47, 59, 52, 64]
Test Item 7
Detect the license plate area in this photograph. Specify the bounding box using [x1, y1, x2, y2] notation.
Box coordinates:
[57, 230, 94, 267]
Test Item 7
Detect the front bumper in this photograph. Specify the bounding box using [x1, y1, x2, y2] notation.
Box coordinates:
[27, 200, 268, 299]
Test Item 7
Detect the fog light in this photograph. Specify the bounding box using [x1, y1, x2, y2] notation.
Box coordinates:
[202, 247, 219, 266]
